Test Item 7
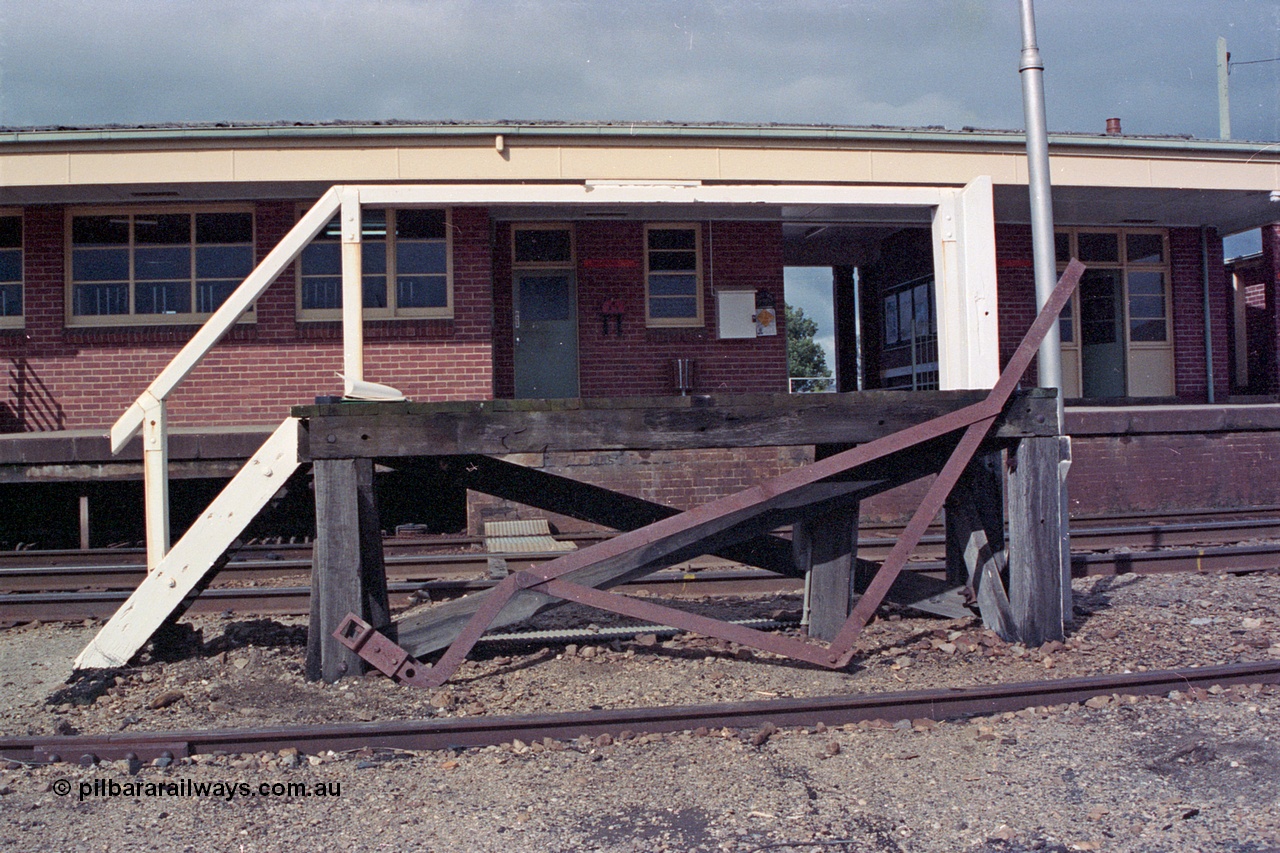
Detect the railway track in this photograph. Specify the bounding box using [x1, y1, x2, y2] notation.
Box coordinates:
[3, 510, 1278, 765]
[3, 659, 1277, 764]
[2, 542, 1279, 623]
[6, 504, 1280, 570]
[2, 508, 1280, 621]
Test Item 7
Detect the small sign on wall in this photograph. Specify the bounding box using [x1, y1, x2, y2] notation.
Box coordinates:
[754, 305, 777, 336]
[716, 290, 757, 339]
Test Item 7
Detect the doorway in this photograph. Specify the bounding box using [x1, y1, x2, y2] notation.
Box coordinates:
[1078, 269, 1127, 398]
[512, 225, 579, 399]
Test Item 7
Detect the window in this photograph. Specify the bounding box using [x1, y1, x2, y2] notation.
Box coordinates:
[879, 277, 938, 390]
[298, 208, 450, 320]
[0, 215, 21, 328]
[1057, 228, 1173, 398]
[68, 208, 254, 326]
[645, 224, 702, 327]
[512, 224, 573, 267]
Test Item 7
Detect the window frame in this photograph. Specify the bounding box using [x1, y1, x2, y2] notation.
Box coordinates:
[0, 209, 22, 330]
[1057, 227, 1173, 397]
[511, 222, 575, 269]
[64, 205, 257, 328]
[644, 223, 704, 328]
[295, 206, 453, 322]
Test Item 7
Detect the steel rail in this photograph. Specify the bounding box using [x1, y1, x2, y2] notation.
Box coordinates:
[3, 659, 1277, 765]
[0, 568, 806, 622]
[9, 526, 1280, 594]
[2, 542, 1278, 622]
[6, 510, 1280, 587]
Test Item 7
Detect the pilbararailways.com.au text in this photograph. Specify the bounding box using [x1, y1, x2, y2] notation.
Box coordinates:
[67, 778, 341, 802]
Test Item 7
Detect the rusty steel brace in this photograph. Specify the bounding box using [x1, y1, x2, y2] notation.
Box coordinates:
[336, 260, 1085, 687]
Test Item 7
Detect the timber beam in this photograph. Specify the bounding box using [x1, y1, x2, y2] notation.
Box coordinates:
[295, 389, 1058, 461]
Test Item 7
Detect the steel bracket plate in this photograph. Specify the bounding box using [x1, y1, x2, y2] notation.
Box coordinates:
[334, 614, 433, 686]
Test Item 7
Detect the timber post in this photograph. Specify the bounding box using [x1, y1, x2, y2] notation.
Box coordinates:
[1058, 436, 1073, 624]
[306, 457, 391, 682]
[1005, 434, 1067, 646]
[944, 451, 1004, 588]
[798, 443, 860, 641]
[795, 503, 859, 641]
[945, 451, 1014, 636]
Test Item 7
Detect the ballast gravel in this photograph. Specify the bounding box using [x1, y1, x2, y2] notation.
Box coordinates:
[2, 569, 1280, 852]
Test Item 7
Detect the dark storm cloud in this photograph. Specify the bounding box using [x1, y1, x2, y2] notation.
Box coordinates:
[0, 0, 1275, 140]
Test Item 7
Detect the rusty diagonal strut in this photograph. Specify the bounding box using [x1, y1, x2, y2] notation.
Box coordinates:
[335, 260, 1085, 687]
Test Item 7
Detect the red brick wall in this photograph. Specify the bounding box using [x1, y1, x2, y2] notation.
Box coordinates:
[1066, 431, 1280, 516]
[491, 223, 515, 400]
[0, 203, 494, 432]
[491, 220, 788, 399]
[1170, 227, 1230, 402]
[582, 220, 787, 397]
[1265, 224, 1280, 393]
[995, 223, 1039, 386]
[994, 223, 1229, 401]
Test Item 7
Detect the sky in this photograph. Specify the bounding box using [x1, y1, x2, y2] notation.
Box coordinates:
[1, 1, 1275, 139]
[0, 0, 1277, 370]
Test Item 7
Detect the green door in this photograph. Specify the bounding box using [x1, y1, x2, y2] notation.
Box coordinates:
[514, 270, 579, 399]
[1079, 269, 1127, 398]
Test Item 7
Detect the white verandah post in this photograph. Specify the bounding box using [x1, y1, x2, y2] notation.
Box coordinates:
[140, 392, 169, 570]
[340, 187, 364, 383]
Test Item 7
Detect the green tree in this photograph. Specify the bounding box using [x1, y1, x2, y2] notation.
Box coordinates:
[785, 304, 832, 392]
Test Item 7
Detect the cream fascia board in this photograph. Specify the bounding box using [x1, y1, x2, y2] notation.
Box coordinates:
[2, 136, 1274, 194]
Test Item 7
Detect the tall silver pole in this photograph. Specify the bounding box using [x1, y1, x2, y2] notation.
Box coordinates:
[1018, 0, 1062, 425]
[1217, 36, 1231, 140]
[1019, 0, 1071, 627]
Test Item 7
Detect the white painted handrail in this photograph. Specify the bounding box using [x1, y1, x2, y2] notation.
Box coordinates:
[100, 178, 981, 574]
[109, 187, 342, 454]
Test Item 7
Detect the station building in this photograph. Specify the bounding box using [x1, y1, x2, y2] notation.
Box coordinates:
[0, 121, 1278, 546]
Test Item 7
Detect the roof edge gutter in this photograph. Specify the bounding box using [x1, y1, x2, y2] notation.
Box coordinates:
[0, 123, 1276, 157]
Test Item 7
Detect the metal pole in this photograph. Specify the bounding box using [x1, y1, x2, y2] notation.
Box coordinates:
[1202, 227, 1216, 403]
[1217, 36, 1231, 141]
[1019, 0, 1070, 636]
[1018, 0, 1062, 426]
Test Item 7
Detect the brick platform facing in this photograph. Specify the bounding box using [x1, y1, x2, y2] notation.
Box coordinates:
[464, 432, 1280, 533]
[467, 445, 813, 534]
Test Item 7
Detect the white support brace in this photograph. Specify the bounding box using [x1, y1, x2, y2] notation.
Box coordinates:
[340, 187, 364, 383]
[75, 418, 303, 670]
[139, 392, 170, 570]
[356, 182, 945, 209]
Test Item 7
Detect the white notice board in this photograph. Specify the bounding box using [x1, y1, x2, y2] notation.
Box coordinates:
[717, 290, 757, 339]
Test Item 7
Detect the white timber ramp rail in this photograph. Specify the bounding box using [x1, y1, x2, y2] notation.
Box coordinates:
[74, 178, 1001, 671]
[74, 421, 301, 668]
[72, 189, 349, 670]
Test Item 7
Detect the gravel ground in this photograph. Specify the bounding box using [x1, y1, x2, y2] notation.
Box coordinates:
[3, 569, 1280, 852]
